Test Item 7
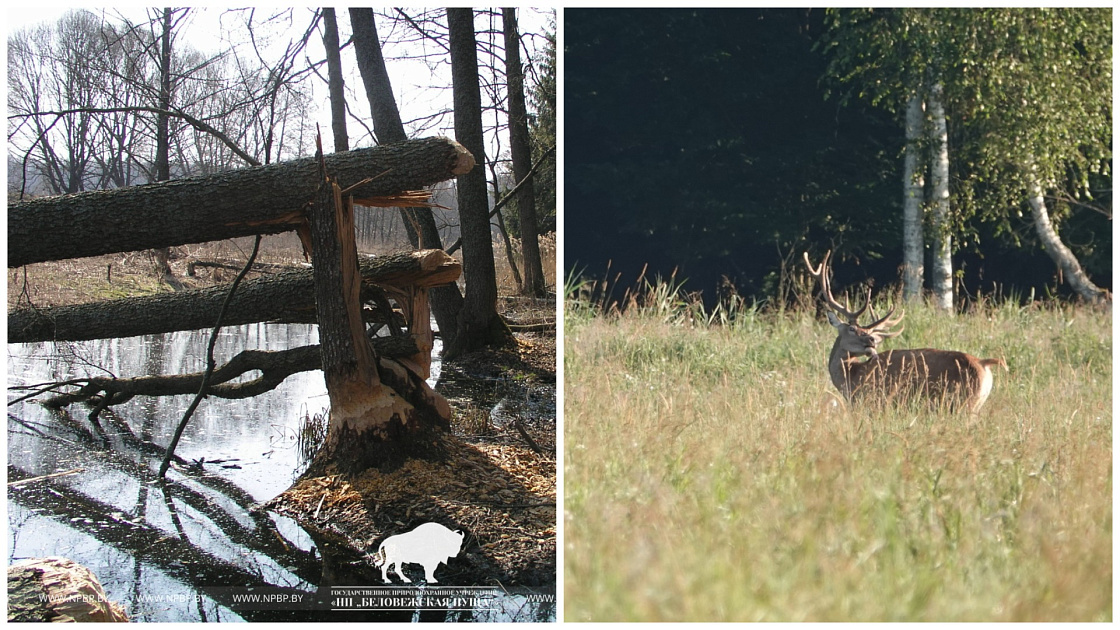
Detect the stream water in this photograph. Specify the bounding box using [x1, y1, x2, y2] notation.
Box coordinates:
[7, 324, 554, 622]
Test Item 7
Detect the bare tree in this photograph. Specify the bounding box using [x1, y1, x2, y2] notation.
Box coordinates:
[321, 8, 349, 153]
[348, 7, 465, 348]
[445, 8, 512, 357]
[8, 12, 104, 195]
[502, 8, 545, 297]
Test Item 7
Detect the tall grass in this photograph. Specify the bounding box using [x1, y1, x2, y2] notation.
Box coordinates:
[564, 278, 1111, 621]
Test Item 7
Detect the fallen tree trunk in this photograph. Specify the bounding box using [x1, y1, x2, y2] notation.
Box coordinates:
[9, 249, 460, 344]
[9, 136, 474, 268]
[34, 336, 420, 409]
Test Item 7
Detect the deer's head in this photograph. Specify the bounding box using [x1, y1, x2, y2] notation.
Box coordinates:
[803, 251, 904, 359]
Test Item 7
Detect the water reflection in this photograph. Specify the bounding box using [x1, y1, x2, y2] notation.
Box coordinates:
[7, 325, 552, 622]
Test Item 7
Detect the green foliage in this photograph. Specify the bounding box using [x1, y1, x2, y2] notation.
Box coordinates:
[820, 8, 1112, 257]
[947, 9, 1111, 228]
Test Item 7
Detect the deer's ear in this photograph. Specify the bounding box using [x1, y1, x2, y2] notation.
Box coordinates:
[826, 311, 846, 329]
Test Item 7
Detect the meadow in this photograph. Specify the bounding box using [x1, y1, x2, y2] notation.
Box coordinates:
[564, 278, 1111, 621]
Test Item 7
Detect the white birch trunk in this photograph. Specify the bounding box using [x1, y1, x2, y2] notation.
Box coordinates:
[1027, 182, 1110, 304]
[902, 92, 925, 302]
[927, 82, 953, 311]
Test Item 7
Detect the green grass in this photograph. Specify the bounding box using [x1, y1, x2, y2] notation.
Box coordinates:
[564, 283, 1111, 621]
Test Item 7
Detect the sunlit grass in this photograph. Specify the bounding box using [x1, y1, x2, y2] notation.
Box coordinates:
[564, 279, 1111, 621]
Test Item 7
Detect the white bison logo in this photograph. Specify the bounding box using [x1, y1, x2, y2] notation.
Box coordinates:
[372, 522, 465, 584]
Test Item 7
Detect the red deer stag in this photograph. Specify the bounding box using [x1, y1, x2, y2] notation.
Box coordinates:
[804, 251, 1006, 413]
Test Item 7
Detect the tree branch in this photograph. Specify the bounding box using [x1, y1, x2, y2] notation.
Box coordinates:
[10, 106, 261, 167]
[445, 144, 554, 255]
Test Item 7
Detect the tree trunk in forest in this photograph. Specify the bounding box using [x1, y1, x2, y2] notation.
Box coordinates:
[349, 7, 417, 248]
[9, 249, 459, 344]
[927, 81, 953, 311]
[349, 8, 465, 350]
[321, 8, 349, 153]
[155, 8, 172, 184]
[901, 91, 925, 303]
[1027, 182, 1110, 304]
[445, 8, 513, 359]
[9, 136, 474, 267]
[306, 164, 448, 476]
[503, 8, 545, 297]
[152, 7, 177, 288]
[348, 8, 407, 147]
[494, 199, 523, 289]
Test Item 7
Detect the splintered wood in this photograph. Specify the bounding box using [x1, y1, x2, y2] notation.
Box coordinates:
[352, 190, 445, 209]
[266, 437, 555, 585]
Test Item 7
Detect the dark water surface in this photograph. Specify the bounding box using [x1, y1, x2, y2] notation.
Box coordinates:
[7, 324, 555, 622]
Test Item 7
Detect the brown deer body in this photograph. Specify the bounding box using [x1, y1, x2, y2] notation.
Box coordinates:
[806, 251, 1006, 413]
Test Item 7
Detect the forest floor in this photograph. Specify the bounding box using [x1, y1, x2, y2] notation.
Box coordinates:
[267, 320, 557, 588]
[8, 235, 558, 590]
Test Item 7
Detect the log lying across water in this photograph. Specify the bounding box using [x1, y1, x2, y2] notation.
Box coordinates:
[8, 249, 460, 344]
[9, 136, 474, 267]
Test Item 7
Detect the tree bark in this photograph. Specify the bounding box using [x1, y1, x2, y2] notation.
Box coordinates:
[155, 8, 172, 184]
[348, 8, 465, 354]
[901, 91, 925, 302]
[927, 81, 953, 311]
[9, 249, 459, 343]
[503, 8, 545, 297]
[1027, 182, 1110, 304]
[151, 8, 177, 287]
[7, 557, 128, 622]
[9, 136, 474, 267]
[306, 165, 448, 476]
[321, 8, 349, 153]
[446, 8, 512, 359]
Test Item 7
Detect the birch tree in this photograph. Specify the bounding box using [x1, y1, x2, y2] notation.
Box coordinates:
[821, 9, 943, 302]
[946, 8, 1110, 303]
[926, 80, 952, 309]
[901, 93, 924, 302]
[822, 8, 1110, 304]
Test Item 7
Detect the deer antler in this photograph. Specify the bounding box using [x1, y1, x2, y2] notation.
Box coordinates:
[803, 250, 871, 323]
[865, 302, 905, 337]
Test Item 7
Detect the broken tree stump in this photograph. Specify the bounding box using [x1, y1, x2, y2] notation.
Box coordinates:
[306, 164, 450, 475]
[7, 557, 129, 622]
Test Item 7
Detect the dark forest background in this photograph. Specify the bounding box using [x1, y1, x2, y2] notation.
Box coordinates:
[564, 8, 1111, 306]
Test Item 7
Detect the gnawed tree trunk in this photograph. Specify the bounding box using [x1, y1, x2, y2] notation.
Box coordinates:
[901, 91, 925, 302]
[9, 249, 459, 344]
[1027, 182, 1110, 304]
[9, 136, 473, 267]
[306, 165, 449, 476]
[7, 557, 129, 622]
[927, 81, 953, 311]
